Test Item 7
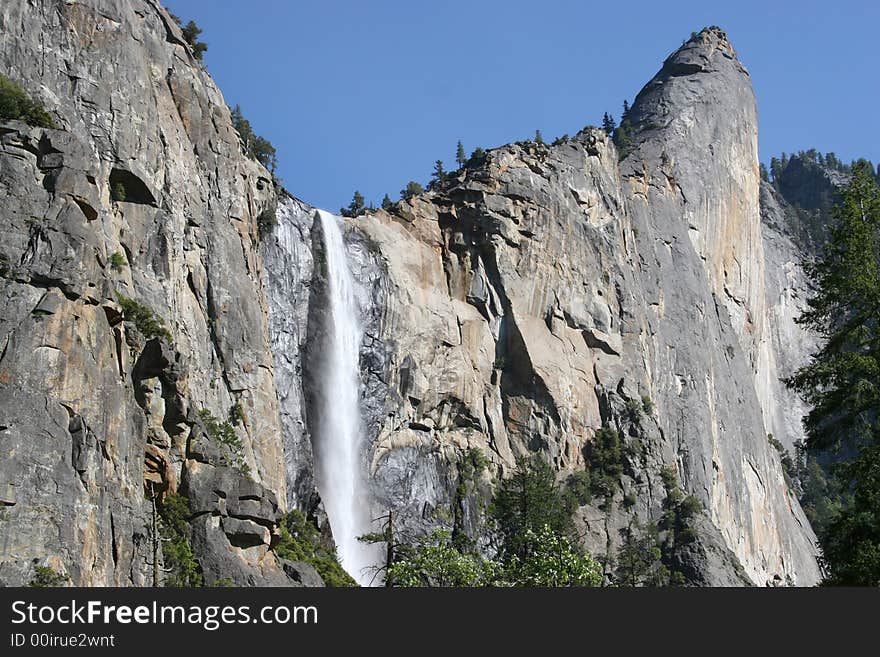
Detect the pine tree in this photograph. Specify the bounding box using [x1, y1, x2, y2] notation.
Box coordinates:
[429, 160, 447, 189]
[770, 156, 782, 182]
[613, 519, 668, 586]
[341, 191, 365, 217]
[613, 121, 632, 157]
[399, 181, 424, 201]
[251, 135, 277, 173]
[455, 141, 466, 169]
[787, 160, 880, 585]
[467, 147, 487, 167]
[179, 19, 208, 60]
[231, 105, 252, 150]
[230, 104, 277, 173]
[491, 455, 574, 561]
[534, 129, 544, 145]
[381, 194, 393, 210]
[602, 112, 616, 135]
[613, 101, 634, 158]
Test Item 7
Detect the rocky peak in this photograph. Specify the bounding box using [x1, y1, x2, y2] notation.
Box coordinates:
[625, 20, 766, 390]
[662, 26, 740, 75]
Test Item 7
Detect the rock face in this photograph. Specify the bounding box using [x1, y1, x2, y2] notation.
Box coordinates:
[262, 27, 821, 585]
[759, 182, 818, 454]
[0, 0, 305, 586]
[259, 197, 317, 511]
[617, 29, 818, 583]
[1, 3, 822, 588]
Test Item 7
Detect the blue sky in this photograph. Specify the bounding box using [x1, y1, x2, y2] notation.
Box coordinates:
[166, 0, 879, 211]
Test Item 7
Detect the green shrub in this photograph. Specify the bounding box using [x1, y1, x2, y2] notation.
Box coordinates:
[459, 447, 489, 481]
[641, 395, 654, 415]
[109, 251, 126, 272]
[28, 565, 69, 587]
[659, 465, 678, 491]
[503, 524, 602, 587]
[626, 437, 645, 459]
[384, 524, 602, 588]
[767, 433, 784, 453]
[116, 292, 171, 340]
[275, 510, 356, 587]
[625, 398, 643, 423]
[677, 526, 698, 544]
[0, 74, 55, 128]
[257, 206, 277, 239]
[679, 494, 703, 519]
[594, 475, 616, 510]
[229, 402, 246, 426]
[111, 181, 127, 202]
[198, 409, 249, 476]
[768, 433, 798, 492]
[665, 486, 684, 507]
[566, 470, 592, 506]
[386, 529, 499, 587]
[159, 492, 203, 587]
[210, 578, 235, 587]
[584, 426, 625, 499]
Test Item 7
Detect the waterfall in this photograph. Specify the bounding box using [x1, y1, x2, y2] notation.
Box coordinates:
[312, 209, 378, 586]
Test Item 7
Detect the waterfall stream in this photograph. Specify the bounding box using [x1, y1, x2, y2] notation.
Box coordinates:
[313, 209, 378, 586]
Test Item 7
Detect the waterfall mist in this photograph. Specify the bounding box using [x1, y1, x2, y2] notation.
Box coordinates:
[311, 209, 380, 586]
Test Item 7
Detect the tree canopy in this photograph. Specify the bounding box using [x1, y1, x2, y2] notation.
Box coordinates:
[362, 454, 601, 587]
[170, 14, 208, 60]
[230, 104, 277, 173]
[787, 160, 880, 585]
[0, 74, 55, 128]
[399, 180, 424, 201]
[341, 191, 366, 217]
[491, 455, 574, 561]
[455, 141, 466, 168]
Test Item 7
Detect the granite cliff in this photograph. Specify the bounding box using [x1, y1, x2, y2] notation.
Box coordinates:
[0, 0, 309, 586]
[0, 2, 825, 586]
